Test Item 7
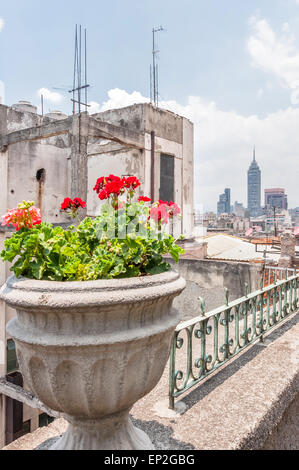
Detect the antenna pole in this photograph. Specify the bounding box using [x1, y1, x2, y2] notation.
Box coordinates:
[151, 26, 164, 107]
[73, 25, 77, 114]
[156, 63, 159, 107]
[85, 28, 87, 112]
[150, 64, 152, 103]
[152, 28, 156, 106]
[70, 24, 90, 114]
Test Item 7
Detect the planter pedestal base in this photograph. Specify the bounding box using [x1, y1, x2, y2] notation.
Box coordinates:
[0, 272, 186, 451]
[50, 410, 154, 450]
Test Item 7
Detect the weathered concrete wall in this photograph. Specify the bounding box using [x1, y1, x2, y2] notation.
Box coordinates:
[279, 231, 296, 268]
[182, 118, 194, 238]
[93, 104, 146, 133]
[165, 257, 263, 319]
[94, 103, 185, 144]
[261, 394, 299, 450]
[145, 105, 183, 143]
[7, 140, 70, 222]
[88, 104, 194, 238]
[87, 146, 145, 216]
[150, 134, 183, 237]
[0, 104, 41, 135]
[7, 107, 41, 133]
[167, 257, 263, 298]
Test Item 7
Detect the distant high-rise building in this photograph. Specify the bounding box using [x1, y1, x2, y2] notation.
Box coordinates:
[217, 188, 231, 215]
[247, 148, 261, 217]
[224, 188, 231, 214]
[265, 188, 288, 210]
[234, 201, 246, 218]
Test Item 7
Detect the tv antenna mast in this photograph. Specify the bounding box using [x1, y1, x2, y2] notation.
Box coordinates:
[70, 25, 90, 114]
[150, 26, 164, 107]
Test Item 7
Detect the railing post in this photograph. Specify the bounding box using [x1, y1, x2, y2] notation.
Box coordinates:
[169, 332, 176, 410]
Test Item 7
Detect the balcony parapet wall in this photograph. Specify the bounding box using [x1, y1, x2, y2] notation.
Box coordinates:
[2, 313, 298, 450]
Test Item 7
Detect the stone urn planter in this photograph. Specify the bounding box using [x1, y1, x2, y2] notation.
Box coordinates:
[0, 270, 185, 450]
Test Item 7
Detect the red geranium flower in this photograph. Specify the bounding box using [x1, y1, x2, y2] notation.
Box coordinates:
[73, 197, 86, 209]
[61, 197, 73, 210]
[93, 175, 123, 195]
[138, 196, 151, 202]
[93, 177, 106, 194]
[61, 197, 86, 217]
[124, 176, 141, 190]
[1, 202, 41, 231]
[149, 205, 170, 224]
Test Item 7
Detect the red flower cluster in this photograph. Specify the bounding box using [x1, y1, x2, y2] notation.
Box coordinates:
[138, 196, 151, 203]
[149, 200, 181, 224]
[92, 174, 181, 226]
[1, 202, 42, 231]
[61, 197, 86, 211]
[123, 176, 141, 191]
[93, 175, 141, 201]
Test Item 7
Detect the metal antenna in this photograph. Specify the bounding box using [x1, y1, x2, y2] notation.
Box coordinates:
[41, 94, 44, 118]
[70, 24, 90, 114]
[151, 26, 164, 107]
[150, 64, 152, 103]
[156, 63, 159, 107]
[85, 28, 87, 112]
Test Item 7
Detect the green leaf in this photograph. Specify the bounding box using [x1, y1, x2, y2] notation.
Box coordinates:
[31, 259, 45, 280]
[146, 262, 170, 275]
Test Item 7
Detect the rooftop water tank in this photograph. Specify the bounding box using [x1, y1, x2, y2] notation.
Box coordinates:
[11, 100, 37, 114]
[44, 110, 67, 121]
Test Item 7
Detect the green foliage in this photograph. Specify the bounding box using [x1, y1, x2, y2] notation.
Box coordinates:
[1, 205, 185, 281]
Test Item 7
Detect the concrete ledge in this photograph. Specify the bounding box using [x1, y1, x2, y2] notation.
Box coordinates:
[3, 314, 298, 450]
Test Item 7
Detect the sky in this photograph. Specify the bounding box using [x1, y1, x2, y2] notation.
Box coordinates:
[0, 0, 299, 211]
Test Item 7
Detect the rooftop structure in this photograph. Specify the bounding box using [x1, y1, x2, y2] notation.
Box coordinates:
[202, 233, 281, 262]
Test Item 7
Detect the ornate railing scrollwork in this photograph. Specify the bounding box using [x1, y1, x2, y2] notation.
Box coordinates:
[169, 269, 299, 409]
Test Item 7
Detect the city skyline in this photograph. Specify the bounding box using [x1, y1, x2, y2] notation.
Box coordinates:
[215, 146, 296, 215]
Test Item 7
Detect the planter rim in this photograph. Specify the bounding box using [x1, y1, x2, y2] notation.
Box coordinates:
[0, 270, 186, 311]
[2, 270, 180, 292]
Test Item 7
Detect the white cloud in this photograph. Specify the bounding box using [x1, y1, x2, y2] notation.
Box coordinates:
[89, 89, 149, 115]
[37, 87, 63, 104]
[0, 18, 4, 32]
[100, 88, 149, 112]
[248, 16, 299, 90]
[91, 89, 299, 211]
[88, 101, 101, 114]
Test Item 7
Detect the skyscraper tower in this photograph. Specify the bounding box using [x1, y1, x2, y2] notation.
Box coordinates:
[217, 188, 231, 215]
[247, 147, 261, 217]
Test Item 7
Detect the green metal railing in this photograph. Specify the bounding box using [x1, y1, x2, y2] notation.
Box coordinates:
[169, 268, 299, 409]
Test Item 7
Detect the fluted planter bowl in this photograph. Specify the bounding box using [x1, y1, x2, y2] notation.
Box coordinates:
[0, 271, 185, 450]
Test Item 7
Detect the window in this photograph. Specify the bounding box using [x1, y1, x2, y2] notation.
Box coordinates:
[7, 339, 18, 374]
[160, 154, 174, 202]
[39, 413, 55, 428]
